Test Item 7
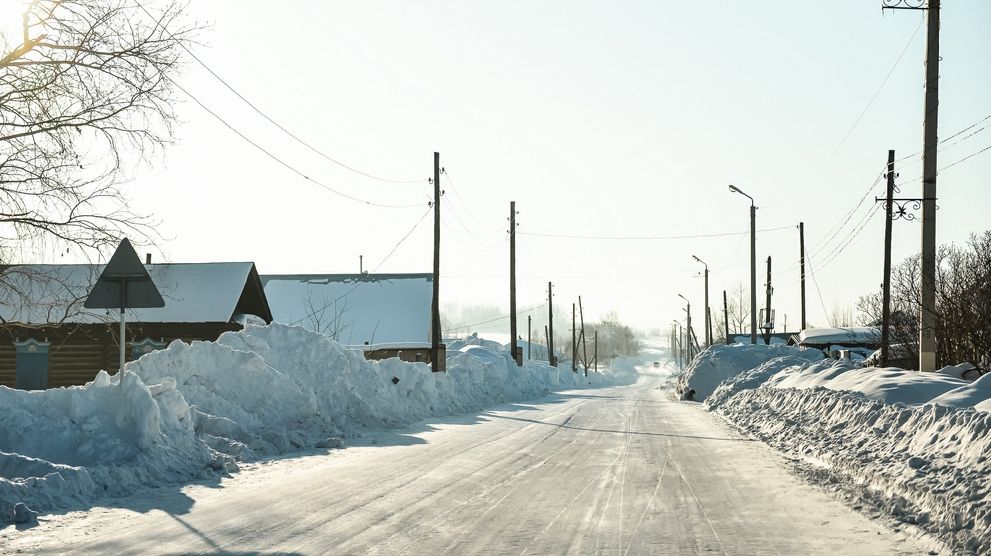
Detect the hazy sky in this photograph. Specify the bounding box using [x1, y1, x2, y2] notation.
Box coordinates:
[4, 1, 990, 333]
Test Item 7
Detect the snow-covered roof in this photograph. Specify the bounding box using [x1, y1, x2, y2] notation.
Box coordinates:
[0, 263, 272, 324]
[796, 327, 880, 347]
[261, 273, 432, 345]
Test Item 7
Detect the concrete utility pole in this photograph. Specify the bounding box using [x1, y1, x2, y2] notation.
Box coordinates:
[547, 282, 555, 366]
[883, 0, 940, 371]
[692, 255, 710, 346]
[723, 290, 731, 345]
[882, 149, 896, 367]
[729, 185, 758, 344]
[431, 152, 442, 372]
[799, 222, 807, 331]
[509, 201, 521, 366]
[919, 0, 940, 372]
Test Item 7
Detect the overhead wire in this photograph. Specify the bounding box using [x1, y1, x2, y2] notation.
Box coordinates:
[442, 170, 502, 234]
[134, 0, 426, 185]
[518, 225, 795, 241]
[168, 78, 426, 209]
[288, 207, 432, 326]
[828, 15, 925, 159]
[448, 302, 548, 331]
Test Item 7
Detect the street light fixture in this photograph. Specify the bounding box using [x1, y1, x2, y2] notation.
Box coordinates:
[692, 255, 711, 347]
[729, 184, 758, 345]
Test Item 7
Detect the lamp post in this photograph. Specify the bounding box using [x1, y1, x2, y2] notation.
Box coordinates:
[729, 185, 757, 345]
[678, 293, 692, 361]
[692, 255, 710, 347]
[673, 319, 682, 370]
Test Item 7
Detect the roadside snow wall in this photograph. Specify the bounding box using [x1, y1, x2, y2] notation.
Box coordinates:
[674, 343, 824, 401]
[699, 346, 991, 554]
[1, 323, 637, 523]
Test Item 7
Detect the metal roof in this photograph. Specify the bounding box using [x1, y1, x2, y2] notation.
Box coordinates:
[0, 263, 272, 325]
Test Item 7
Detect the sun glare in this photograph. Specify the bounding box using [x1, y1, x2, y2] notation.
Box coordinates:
[0, 1, 30, 47]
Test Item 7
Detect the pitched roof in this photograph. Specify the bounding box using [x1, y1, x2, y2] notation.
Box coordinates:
[261, 273, 432, 345]
[0, 263, 272, 325]
[796, 327, 881, 347]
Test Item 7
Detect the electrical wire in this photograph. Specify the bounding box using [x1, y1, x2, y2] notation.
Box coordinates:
[288, 208, 432, 326]
[518, 225, 795, 241]
[448, 302, 548, 331]
[829, 15, 925, 159]
[442, 170, 502, 233]
[805, 252, 832, 328]
[169, 78, 426, 209]
[134, 0, 426, 185]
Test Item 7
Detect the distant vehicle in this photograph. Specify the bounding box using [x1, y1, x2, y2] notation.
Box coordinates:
[652, 361, 660, 368]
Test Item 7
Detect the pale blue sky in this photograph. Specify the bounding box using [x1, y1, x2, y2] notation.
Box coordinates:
[5, 1, 989, 331]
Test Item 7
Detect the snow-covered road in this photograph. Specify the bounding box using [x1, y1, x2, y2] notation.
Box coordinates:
[3, 370, 930, 555]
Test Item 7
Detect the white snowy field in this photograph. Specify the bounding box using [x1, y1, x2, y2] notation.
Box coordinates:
[677, 343, 991, 554]
[0, 323, 639, 525]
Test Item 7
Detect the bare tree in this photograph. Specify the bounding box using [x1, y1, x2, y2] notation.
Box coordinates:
[1, 0, 195, 260]
[302, 291, 352, 342]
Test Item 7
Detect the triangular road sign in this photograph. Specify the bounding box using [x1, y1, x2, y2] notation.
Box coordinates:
[84, 238, 165, 309]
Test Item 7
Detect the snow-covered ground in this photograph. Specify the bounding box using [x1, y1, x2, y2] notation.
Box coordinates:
[676, 342, 991, 554]
[1, 323, 638, 525]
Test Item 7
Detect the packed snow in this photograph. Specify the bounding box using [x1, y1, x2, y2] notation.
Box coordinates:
[675, 342, 991, 554]
[0, 323, 637, 524]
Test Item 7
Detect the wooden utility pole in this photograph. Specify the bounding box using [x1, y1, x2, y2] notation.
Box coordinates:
[544, 325, 550, 362]
[579, 296, 588, 375]
[881, 149, 896, 367]
[547, 282, 555, 366]
[571, 302, 577, 373]
[799, 222, 807, 331]
[527, 315, 532, 360]
[431, 152, 442, 372]
[509, 201, 521, 366]
[723, 290, 730, 345]
[763, 256, 772, 344]
[593, 330, 598, 373]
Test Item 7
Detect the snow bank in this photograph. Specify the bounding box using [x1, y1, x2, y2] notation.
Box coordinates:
[695, 344, 991, 553]
[675, 343, 824, 401]
[2, 323, 637, 523]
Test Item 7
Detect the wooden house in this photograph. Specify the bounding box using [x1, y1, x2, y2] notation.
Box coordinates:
[0, 262, 272, 389]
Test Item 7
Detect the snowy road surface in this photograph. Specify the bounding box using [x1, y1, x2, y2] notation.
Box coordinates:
[4, 370, 930, 555]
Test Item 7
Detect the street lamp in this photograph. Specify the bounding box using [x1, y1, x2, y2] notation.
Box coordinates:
[728, 184, 758, 345]
[692, 255, 710, 347]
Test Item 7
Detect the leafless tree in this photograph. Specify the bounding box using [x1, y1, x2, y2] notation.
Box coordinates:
[302, 291, 352, 342]
[1, 0, 195, 260]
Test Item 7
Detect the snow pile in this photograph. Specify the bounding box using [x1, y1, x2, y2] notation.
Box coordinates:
[2, 323, 636, 523]
[697, 344, 991, 553]
[1, 371, 215, 520]
[675, 343, 824, 401]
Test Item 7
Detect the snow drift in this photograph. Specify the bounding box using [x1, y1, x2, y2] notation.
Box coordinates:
[675, 343, 824, 401]
[1, 323, 637, 523]
[681, 343, 991, 553]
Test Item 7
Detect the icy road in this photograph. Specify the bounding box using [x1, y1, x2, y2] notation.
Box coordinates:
[5, 370, 929, 555]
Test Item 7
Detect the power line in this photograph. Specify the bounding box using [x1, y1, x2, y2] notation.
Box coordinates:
[829, 15, 925, 159]
[895, 112, 991, 164]
[169, 78, 425, 209]
[519, 225, 795, 241]
[442, 170, 502, 234]
[289, 208, 432, 326]
[806, 252, 832, 328]
[134, 0, 426, 186]
[448, 302, 548, 331]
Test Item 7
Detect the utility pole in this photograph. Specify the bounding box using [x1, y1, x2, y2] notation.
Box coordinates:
[881, 149, 896, 367]
[799, 222, 807, 331]
[359, 255, 363, 274]
[723, 290, 731, 345]
[527, 315, 532, 360]
[593, 330, 598, 373]
[431, 152, 442, 372]
[509, 201, 521, 366]
[579, 296, 589, 374]
[571, 302, 577, 373]
[750, 203, 757, 344]
[883, 0, 940, 371]
[547, 282, 555, 366]
[920, 0, 940, 372]
[692, 255, 710, 346]
[544, 325, 550, 362]
[763, 256, 773, 344]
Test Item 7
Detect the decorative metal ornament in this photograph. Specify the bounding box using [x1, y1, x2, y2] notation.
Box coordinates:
[881, 0, 930, 10]
[875, 197, 938, 221]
